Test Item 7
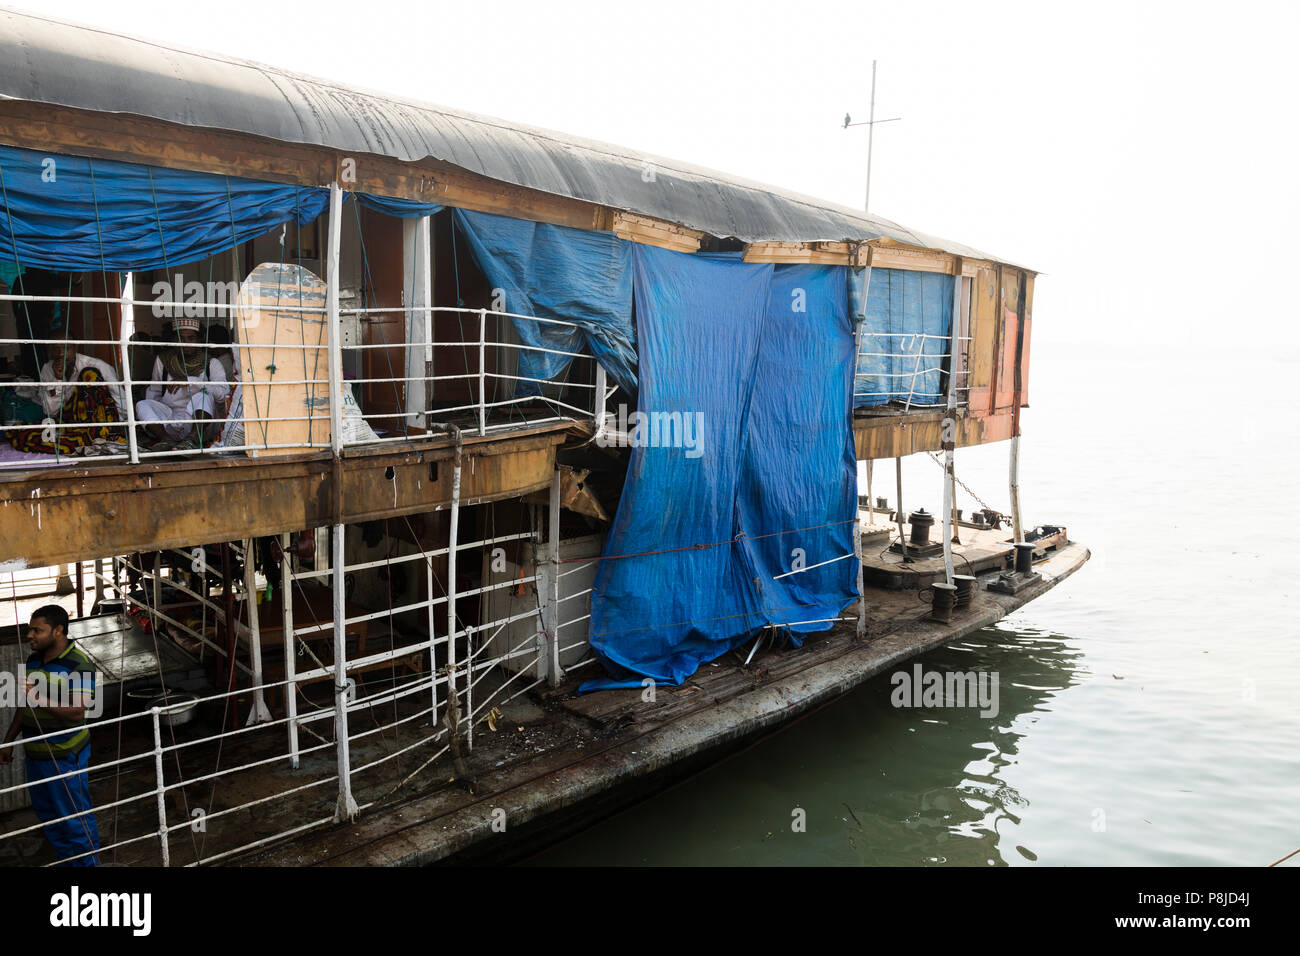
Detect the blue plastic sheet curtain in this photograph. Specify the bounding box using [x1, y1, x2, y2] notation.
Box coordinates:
[451, 208, 637, 394]
[850, 267, 955, 407]
[585, 249, 858, 689]
[0, 145, 328, 273]
[736, 264, 858, 634]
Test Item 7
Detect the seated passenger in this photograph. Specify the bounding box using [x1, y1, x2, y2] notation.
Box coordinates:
[135, 316, 229, 449]
[8, 315, 127, 456]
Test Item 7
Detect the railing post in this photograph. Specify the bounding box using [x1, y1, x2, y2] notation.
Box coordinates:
[244, 538, 272, 724]
[404, 214, 433, 434]
[593, 361, 607, 441]
[1009, 436, 1023, 543]
[118, 272, 140, 464]
[151, 706, 170, 867]
[477, 308, 487, 436]
[941, 261, 962, 586]
[854, 493, 866, 642]
[426, 534, 438, 728]
[852, 261, 872, 640]
[446, 426, 463, 741]
[331, 522, 357, 822]
[281, 532, 299, 769]
[547, 467, 561, 686]
[326, 182, 344, 456]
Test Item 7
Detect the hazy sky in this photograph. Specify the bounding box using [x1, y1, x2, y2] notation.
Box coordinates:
[16, 0, 1300, 349]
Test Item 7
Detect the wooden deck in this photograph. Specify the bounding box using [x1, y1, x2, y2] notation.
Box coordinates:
[0, 419, 571, 568]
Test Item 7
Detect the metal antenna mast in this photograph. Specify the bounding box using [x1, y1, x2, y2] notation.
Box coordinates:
[843, 60, 901, 213]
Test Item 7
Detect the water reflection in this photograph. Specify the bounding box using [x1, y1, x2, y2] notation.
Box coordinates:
[528, 621, 1084, 866]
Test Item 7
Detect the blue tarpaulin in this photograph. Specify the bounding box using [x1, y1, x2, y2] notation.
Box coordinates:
[736, 264, 858, 636]
[583, 249, 858, 689]
[354, 193, 443, 219]
[851, 267, 954, 407]
[452, 208, 637, 395]
[0, 145, 329, 273]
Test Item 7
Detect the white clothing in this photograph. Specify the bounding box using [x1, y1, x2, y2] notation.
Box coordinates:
[137, 356, 229, 440]
[36, 353, 126, 419]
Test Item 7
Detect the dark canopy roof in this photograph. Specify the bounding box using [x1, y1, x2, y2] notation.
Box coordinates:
[0, 8, 1012, 263]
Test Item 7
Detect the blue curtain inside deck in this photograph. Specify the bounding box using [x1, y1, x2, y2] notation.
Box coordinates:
[851, 267, 954, 407]
[451, 208, 636, 395]
[0, 145, 329, 273]
[354, 193, 444, 219]
[584, 249, 858, 689]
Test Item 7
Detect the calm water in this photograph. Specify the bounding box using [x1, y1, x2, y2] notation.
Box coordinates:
[531, 341, 1300, 866]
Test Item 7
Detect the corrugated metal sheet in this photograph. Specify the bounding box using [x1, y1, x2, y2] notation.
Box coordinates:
[0, 9, 1013, 263]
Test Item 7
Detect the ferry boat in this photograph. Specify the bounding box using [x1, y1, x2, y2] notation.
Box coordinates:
[0, 9, 1087, 866]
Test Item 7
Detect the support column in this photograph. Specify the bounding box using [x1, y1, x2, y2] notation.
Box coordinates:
[477, 308, 488, 436]
[280, 532, 299, 768]
[446, 426, 463, 742]
[243, 538, 272, 725]
[403, 215, 433, 433]
[593, 362, 607, 441]
[331, 523, 357, 822]
[547, 467, 561, 686]
[1009, 436, 1023, 543]
[118, 273, 139, 464]
[941, 262, 962, 586]
[326, 182, 344, 456]
[894, 457, 909, 562]
[220, 543, 237, 731]
[854, 472, 866, 642]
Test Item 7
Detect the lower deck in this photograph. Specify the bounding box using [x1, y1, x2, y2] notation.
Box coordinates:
[0, 533, 1088, 866]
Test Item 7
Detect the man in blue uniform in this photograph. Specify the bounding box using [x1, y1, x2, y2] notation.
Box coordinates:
[0, 603, 101, 866]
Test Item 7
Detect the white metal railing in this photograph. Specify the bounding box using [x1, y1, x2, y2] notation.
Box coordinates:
[0, 499, 571, 866]
[853, 331, 973, 409]
[0, 287, 604, 468]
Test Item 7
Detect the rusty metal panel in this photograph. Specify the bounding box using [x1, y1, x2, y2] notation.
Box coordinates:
[994, 269, 1023, 412]
[1019, 275, 1034, 408]
[0, 431, 564, 567]
[853, 410, 1014, 460]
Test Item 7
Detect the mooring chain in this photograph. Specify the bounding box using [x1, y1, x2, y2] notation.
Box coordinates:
[924, 451, 1001, 516]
